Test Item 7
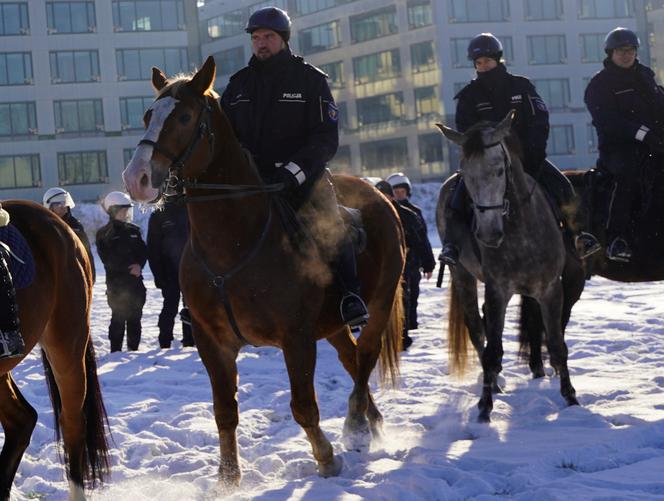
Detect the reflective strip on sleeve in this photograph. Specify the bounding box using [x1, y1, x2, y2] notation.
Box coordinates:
[284, 162, 306, 185]
[636, 125, 650, 141]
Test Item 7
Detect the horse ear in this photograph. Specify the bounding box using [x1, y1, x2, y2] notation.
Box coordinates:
[190, 56, 217, 96]
[491, 110, 515, 142]
[435, 123, 466, 145]
[152, 67, 168, 92]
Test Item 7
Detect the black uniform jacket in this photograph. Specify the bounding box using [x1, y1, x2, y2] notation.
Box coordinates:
[585, 58, 664, 173]
[455, 63, 549, 167]
[62, 210, 95, 281]
[96, 219, 147, 288]
[398, 200, 435, 274]
[220, 49, 339, 202]
[147, 202, 189, 290]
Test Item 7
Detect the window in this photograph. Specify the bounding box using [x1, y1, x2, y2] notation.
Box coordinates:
[350, 6, 397, 44]
[353, 49, 401, 85]
[524, 0, 563, 20]
[453, 82, 466, 95]
[116, 48, 188, 80]
[57, 151, 108, 185]
[0, 52, 32, 85]
[294, 0, 355, 16]
[319, 61, 344, 88]
[527, 35, 566, 64]
[0, 101, 36, 136]
[587, 123, 598, 152]
[207, 9, 244, 40]
[449, 0, 509, 23]
[411, 41, 437, 73]
[336, 101, 348, 130]
[357, 92, 404, 126]
[112, 0, 185, 31]
[46, 2, 95, 34]
[54, 99, 104, 134]
[419, 133, 445, 178]
[0, 154, 40, 189]
[360, 137, 408, 178]
[123, 148, 135, 165]
[451, 36, 513, 67]
[251, 0, 287, 14]
[120, 96, 152, 130]
[408, 0, 432, 29]
[533, 79, 570, 109]
[579, 0, 633, 19]
[580, 33, 605, 63]
[299, 21, 341, 55]
[213, 46, 245, 79]
[0, 2, 29, 35]
[548, 125, 575, 155]
[328, 144, 351, 173]
[414, 86, 440, 118]
[50, 50, 100, 83]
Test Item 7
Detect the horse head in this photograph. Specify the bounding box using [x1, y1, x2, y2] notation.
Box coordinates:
[436, 111, 514, 248]
[122, 56, 219, 204]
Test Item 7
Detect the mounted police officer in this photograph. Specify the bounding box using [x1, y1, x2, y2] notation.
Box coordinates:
[0, 203, 25, 359]
[43, 187, 95, 281]
[96, 191, 147, 352]
[440, 33, 600, 266]
[220, 6, 368, 327]
[385, 172, 435, 333]
[585, 27, 664, 262]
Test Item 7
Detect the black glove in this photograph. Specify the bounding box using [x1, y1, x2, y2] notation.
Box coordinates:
[273, 165, 299, 194]
[643, 131, 664, 154]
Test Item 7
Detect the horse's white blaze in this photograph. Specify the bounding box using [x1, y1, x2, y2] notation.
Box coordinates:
[122, 96, 179, 202]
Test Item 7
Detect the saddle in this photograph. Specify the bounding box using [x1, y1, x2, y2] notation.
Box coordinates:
[0, 224, 35, 290]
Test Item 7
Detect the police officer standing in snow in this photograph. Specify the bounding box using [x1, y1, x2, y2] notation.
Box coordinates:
[220, 7, 369, 327]
[147, 198, 193, 349]
[96, 192, 147, 352]
[585, 27, 664, 262]
[440, 33, 600, 266]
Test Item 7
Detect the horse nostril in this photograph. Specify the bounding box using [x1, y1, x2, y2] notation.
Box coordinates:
[139, 173, 149, 187]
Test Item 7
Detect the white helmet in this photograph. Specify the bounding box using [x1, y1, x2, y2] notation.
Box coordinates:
[102, 191, 134, 213]
[43, 187, 75, 209]
[386, 172, 412, 194]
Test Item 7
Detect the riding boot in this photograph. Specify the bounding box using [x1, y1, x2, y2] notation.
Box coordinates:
[0, 243, 24, 360]
[180, 307, 195, 347]
[440, 178, 468, 266]
[335, 236, 369, 328]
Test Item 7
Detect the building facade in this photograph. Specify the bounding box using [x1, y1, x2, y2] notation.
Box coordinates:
[0, 0, 199, 202]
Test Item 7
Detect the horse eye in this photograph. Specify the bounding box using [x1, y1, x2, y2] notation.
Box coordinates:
[179, 114, 191, 125]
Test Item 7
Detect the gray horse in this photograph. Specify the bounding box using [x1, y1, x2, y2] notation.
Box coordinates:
[435, 112, 579, 422]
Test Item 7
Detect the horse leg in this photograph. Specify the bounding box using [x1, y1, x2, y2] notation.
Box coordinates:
[478, 283, 509, 422]
[195, 334, 241, 489]
[326, 329, 382, 448]
[283, 339, 341, 477]
[539, 281, 579, 407]
[0, 374, 37, 500]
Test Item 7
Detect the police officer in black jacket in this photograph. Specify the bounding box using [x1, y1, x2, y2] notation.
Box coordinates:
[220, 7, 368, 327]
[440, 34, 600, 266]
[585, 27, 664, 262]
[96, 192, 147, 352]
[147, 199, 193, 348]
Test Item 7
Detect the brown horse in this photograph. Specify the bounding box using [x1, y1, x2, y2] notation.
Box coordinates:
[0, 201, 109, 500]
[122, 56, 404, 488]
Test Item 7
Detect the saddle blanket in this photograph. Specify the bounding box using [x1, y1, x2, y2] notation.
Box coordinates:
[0, 225, 35, 289]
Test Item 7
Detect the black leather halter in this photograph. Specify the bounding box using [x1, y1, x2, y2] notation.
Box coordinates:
[472, 140, 511, 217]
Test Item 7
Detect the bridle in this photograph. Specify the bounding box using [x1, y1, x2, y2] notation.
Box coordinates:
[470, 140, 512, 218]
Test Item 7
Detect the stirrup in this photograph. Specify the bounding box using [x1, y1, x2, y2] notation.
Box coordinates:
[606, 237, 632, 263]
[340, 292, 369, 328]
[439, 244, 459, 266]
[0, 330, 25, 360]
[575, 232, 601, 259]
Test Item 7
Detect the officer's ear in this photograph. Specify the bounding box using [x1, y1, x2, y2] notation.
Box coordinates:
[436, 123, 466, 146]
[152, 67, 168, 92]
[190, 56, 216, 96]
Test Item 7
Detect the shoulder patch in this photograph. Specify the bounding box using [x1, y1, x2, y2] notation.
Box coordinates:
[327, 101, 338, 122]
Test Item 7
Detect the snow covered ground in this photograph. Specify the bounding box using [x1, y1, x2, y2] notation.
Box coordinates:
[4, 192, 664, 500]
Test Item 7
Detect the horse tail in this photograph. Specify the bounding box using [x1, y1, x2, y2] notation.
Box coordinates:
[41, 341, 110, 487]
[378, 278, 403, 388]
[448, 276, 469, 375]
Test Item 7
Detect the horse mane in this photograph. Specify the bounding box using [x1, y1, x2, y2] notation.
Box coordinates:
[155, 73, 220, 100]
[461, 120, 524, 163]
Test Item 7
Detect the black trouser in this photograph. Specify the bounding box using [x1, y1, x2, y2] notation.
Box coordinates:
[530, 159, 575, 212]
[107, 279, 146, 352]
[406, 267, 421, 330]
[599, 152, 641, 241]
[0, 249, 18, 335]
[158, 283, 194, 347]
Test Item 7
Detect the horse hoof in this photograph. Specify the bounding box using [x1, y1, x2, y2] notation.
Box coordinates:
[566, 395, 580, 406]
[342, 417, 371, 452]
[477, 410, 491, 423]
[318, 455, 343, 477]
[531, 367, 545, 379]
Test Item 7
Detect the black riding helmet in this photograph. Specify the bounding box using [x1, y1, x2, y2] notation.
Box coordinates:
[467, 33, 503, 61]
[245, 7, 291, 42]
[604, 27, 640, 54]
